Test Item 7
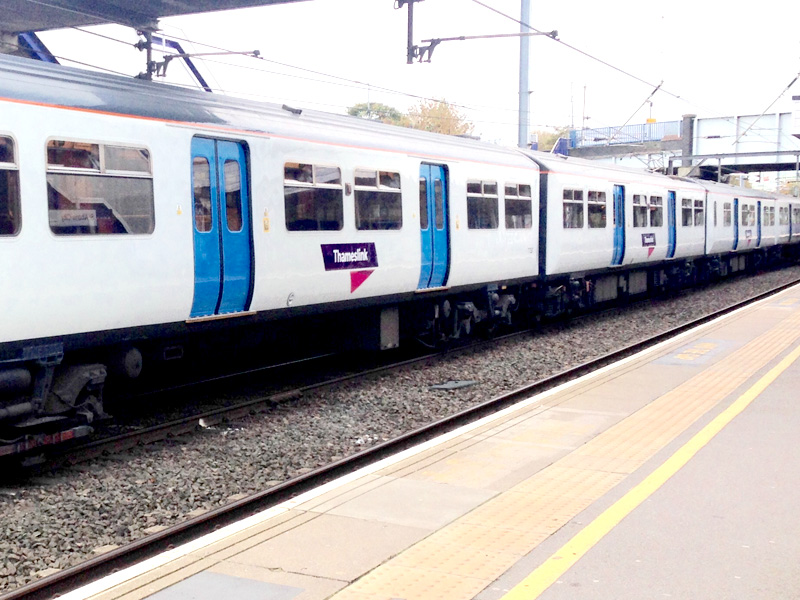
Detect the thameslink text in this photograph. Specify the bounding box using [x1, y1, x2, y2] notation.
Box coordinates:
[333, 248, 370, 263]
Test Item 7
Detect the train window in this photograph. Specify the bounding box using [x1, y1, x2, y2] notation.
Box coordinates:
[562, 188, 583, 229]
[434, 179, 444, 229]
[47, 140, 154, 235]
[766, 206, 775, 226]
[504, 183, 532, 229]
[193, 157, 212, 232]
[694, 199, 704, 226]
[0, 136, 20, 236]
[467, 180, 498, 229]
[741, 204, 755, 227]
[681, 199, 693, 226]
[587, 190, 606, 228]
[632, 194, 647, 227]
[419, 178, 428, 229]
[723, 202, 732, 227]
[354, 169, 402, 230]
[649, 196, 663, 227]
[779, 206, 789, 226]
[224, 160, 243, 232]
[794, 207, 800, 225]
[713, 201, 718, 227]
[284, 162, 343, 231]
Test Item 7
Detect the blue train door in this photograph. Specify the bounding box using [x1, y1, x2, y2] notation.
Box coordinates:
[418, 164, 449, 289]
[667, 191, 676, 258]
[756, 200, 762, 246]
[190, 137, 253, 318]
[733, 198, 739, 250]
[611, 184, 625, 265]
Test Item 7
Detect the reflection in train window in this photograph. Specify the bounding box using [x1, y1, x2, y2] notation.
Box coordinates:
[505, 183, 532, 229]
[284, 162, 343, 231]
[354, 169, 402, 230]
[46, 140, 154, 235]
[467, 180, 498, 229]
[587, 191, 606, 228]
[649, 196, 663, 227]
[0, 136, 20, 236]
[193, 157, 212, 232]
[563, 188, 583, 229]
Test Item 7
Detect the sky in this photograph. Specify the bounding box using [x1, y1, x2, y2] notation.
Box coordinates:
[37, 0, 800, 147]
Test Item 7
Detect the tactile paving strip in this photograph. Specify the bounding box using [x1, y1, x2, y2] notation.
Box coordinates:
[329, 306, 800, 600]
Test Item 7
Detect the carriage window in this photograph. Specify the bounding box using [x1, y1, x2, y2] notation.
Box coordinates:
[47, 140, 154, 235]
[467, 180, 498, 229]
[419, 177, 428, 230]
[724, 202, 732, 227]
[434, 179, 444, 229]
[764, 206, 774, 227]
[694, 199, 704, 226]
[793, 206, 800, 225]
[224, 160, 243, 232]
[632, 194, 647, 227]
[504, 183, 532, 229]
[649, 196, 663, 227]
[587, 190, 606, 228]
[193, 157, 212, 232]
[742, 204, 755, 227]
[779, 206, 789, 226]
[354, 169, 402, 230]
[681, 199, 693, 226]
[563, 188, 583, 229]
[0, 136, 20, 236]
[284, 162, 343, 231]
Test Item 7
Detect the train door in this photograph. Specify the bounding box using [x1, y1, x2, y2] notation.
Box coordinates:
[418, 164, 449, 289]
[733, 198, 739, 250]
[611, 184, 625, 265]
[756, 200, 762, 246]
[667, 190, 676, 258]
[190, 137, 253, 318]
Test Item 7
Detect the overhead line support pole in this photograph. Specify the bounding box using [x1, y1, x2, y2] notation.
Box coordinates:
[518, 0, 530, 148]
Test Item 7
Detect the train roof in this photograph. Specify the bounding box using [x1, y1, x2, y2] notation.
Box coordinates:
[0, 53, 535, 169]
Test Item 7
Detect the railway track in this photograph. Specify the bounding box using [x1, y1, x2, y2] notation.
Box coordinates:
[5, 276, 799, 600]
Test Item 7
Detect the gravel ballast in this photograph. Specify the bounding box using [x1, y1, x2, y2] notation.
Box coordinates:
[1, 267, 799, 593]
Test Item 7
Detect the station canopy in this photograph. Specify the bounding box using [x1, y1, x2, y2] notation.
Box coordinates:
[2, 0, 308, 33]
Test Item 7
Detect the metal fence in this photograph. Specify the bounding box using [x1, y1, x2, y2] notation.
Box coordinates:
[570, 121, 681, 148]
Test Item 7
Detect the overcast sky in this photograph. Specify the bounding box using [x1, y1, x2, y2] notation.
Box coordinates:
[38, 0, 800, 146]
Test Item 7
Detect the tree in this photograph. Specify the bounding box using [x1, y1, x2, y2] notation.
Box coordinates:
[532, 126, 571, 151]
[406, 99, 474, 136]
[347, 102, 409, 127]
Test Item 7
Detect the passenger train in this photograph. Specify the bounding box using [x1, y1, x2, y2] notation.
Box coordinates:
[1, 53, 798, 459]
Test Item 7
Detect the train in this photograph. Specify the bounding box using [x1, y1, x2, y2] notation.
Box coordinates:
[1, 52, 799, 460]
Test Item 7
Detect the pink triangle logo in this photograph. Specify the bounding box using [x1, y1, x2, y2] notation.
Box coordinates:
[350, 270, 374, 293]
[648, 247, 655, 257]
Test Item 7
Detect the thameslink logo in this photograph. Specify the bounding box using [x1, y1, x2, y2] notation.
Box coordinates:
[321, 243, 379, 271]
[333, 248, 370, 263]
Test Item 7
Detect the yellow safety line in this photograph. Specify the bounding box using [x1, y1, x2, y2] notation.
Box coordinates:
[501, 341, 800, 600]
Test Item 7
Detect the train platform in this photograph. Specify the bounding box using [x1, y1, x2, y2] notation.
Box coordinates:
[63, 285, 800, 600]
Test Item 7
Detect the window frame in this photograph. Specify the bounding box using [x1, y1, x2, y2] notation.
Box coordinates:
[46, 138, 155, 236]
[587, 190, 607, 229]
[466, 179, 499, 230]
[504, 182, 532, 229]
[0, 134, 21, 237]
[353, 168, 403, 231]
[562, 188, 584, 229]
[283, 162, 344, 232]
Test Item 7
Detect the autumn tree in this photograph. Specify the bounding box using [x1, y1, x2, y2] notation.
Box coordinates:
[532, 126, 571, 151]
[406, 99, 474, 136]
[347, 102, 409, 127]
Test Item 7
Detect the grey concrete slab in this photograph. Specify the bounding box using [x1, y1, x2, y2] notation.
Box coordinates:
[228, 512, 428, 581]
[325, 476, 496, 529]
[144, 571, 301, 600]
